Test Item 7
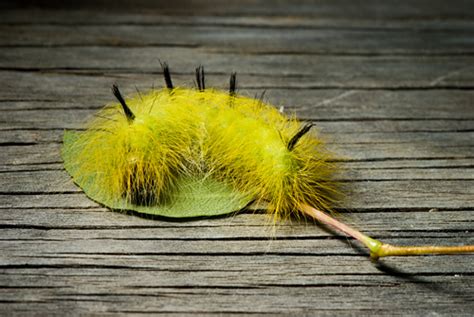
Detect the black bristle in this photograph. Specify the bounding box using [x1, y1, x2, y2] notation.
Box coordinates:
[195, 65, 205, 91]
[257, 90, 266, 104]
[287, 123, 313, 151]
[229, 72, 237, 96]
[200, 66, 205, 90]
[135, 85, 143, 100]
[195, 68, 201, 90]
[112, 84, 135, 122]
[160, 61, 173, 89]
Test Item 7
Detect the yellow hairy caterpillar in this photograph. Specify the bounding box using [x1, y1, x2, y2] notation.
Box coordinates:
[62, 63, 474, 260]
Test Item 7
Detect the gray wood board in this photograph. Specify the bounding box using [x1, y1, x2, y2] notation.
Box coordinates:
[0, 2, 473, 316]
[1, 48, 474, 89]
[1, 24, 474, 55]
[2, 1, 474, 25]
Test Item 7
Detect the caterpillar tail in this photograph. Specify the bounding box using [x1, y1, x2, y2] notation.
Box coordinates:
[299, 204, 474, 261]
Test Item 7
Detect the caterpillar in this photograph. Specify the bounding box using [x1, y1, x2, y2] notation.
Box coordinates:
[62, 63, 474, 260]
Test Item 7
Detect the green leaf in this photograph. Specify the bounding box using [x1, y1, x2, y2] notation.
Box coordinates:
[62, 131, 253, 218]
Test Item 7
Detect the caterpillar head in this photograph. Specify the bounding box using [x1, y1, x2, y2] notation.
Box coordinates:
[62, 63, 340, 219]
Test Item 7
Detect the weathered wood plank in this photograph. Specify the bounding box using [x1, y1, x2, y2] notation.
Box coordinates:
[2, 0, 474, 24]
[1, 9, 474, 30]
[1, 25, 474, 55]
[1, 250, 473, 277]
[0, 143, 60, 166]
[0, 209, 473, 239]
[0, 273, 471, 315]
[1, 94, 474, 123]
[1, 71, 473, 117]
[1, 48, 473, 88]
[2, 234, 473, 257]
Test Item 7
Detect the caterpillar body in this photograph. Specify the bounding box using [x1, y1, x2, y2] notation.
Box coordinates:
[62, 63, 339, 219]
[63, 63, 474, 259]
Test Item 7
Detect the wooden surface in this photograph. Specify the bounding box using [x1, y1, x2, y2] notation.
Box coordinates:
[1, 1, 473, 315]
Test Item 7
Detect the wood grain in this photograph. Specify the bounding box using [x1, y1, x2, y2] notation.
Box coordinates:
[1, 48, 474, 89]
[2, 24, 474, 55]
[0, 1, 473, 316]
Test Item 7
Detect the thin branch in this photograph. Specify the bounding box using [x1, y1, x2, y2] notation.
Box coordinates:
[299, 204, 474, 260]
